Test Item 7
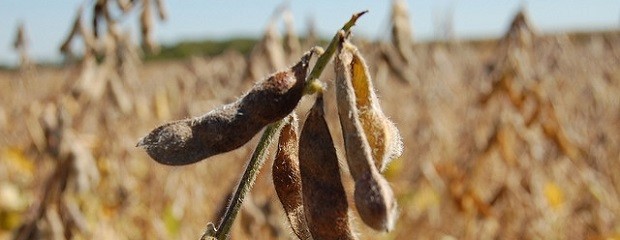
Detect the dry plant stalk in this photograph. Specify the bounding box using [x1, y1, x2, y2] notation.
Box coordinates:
[264, 20, 287, 71]
[335, 34, 399, 232]
[137, 51, 313, 165]
[378, 0, 416, 84]
[243, 6, 288, 82]
[390, 0, 415, 63]
[59, 7, 84, 57]
[482, 9, 583, 163]
[58, 5, 98, 57]
[538, 98, 583, 160]
[503, 9, 538, 49]
[116, 0, 134, 12]
[303, 17, 318, 49]
[140, 0, 159, 53]
[13, 24, 27, 50]
[13, 22, 31, 68]
[300, 95, 356, 240]
[92, 0, 108, 38]
[283, 9, 301, 62]
[154, 0, 168, 21]
[15, 104, 97, 240]
[272, 113, 312, 240]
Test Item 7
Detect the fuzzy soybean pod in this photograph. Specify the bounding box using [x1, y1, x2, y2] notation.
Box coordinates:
[335, 38, 398, 232]
[343, 40, 402, 172]
[272, 113, 312, 240]
[137, 50, 313, 165]
[300, 95, 356, 240]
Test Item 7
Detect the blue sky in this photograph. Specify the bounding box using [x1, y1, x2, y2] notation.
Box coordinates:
[0, 0, 618, 66]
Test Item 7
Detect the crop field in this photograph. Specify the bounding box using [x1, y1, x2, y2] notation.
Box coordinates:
[1, 2, 620, 240]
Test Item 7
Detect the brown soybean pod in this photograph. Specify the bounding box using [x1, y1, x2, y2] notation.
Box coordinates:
[300, 95, 355, 240]
[335, 37, 398, 232]
[137, 51, 313, 165]
[272, 114, 312, 240]
[348, 44, 403, 172]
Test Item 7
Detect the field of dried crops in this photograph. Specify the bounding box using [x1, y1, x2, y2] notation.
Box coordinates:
[1, 6, 620, 240]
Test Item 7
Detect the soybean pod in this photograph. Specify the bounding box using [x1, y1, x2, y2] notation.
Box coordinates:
[137, 50, 313, 165]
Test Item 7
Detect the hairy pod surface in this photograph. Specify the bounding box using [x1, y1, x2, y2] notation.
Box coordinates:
[354, 171, 398, 232]
[137, 51, 313, 165]
[300, 95, 355, 240]
[342, 40, 403, 172]
[272, 114, 312, 240]
[335, 38, 399, 231]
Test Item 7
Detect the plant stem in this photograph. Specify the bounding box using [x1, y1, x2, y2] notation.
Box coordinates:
[211, 120, 285, 240]
[304, 10, 368, 94]
[205, 10, 368, 240]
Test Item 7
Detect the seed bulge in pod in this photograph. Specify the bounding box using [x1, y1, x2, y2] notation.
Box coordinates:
[272, 113, 312, 240]
[335, 35, 399, 231]
[343, 40, 403, 172]
[137, 50, 313, 165]
[300, 95, 356, 240]
[354, 171, 398, 232]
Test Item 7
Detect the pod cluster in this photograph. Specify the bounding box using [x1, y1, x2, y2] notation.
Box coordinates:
[272, 36, 403, 239]
[138, 35, 403, 239]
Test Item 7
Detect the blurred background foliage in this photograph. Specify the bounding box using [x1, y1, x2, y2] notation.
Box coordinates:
[1, 0, 619, 239]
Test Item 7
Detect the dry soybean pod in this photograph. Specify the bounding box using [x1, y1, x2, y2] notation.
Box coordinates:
[137, 50, 314, 165]
[344, 40, 403, 172]
[272, 113, 312, 240]
[335, 34, 398, 232]
[300, 95, 355, 240]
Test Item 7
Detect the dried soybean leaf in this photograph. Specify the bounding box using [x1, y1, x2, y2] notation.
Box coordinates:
[137, 50, 314, 165]
[272, 114, 312, 240]
[346, 41, 403, 172]
[335, 36, 399, 232]
[300, 95, 355, 240]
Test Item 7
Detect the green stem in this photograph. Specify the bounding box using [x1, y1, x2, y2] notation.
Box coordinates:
[211, 121, 285, 240]
[204, 10, 368, 240]
[304, 10, 368, 94]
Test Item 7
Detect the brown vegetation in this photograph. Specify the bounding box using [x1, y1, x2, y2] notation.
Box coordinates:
[1, 4, 619, 240]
